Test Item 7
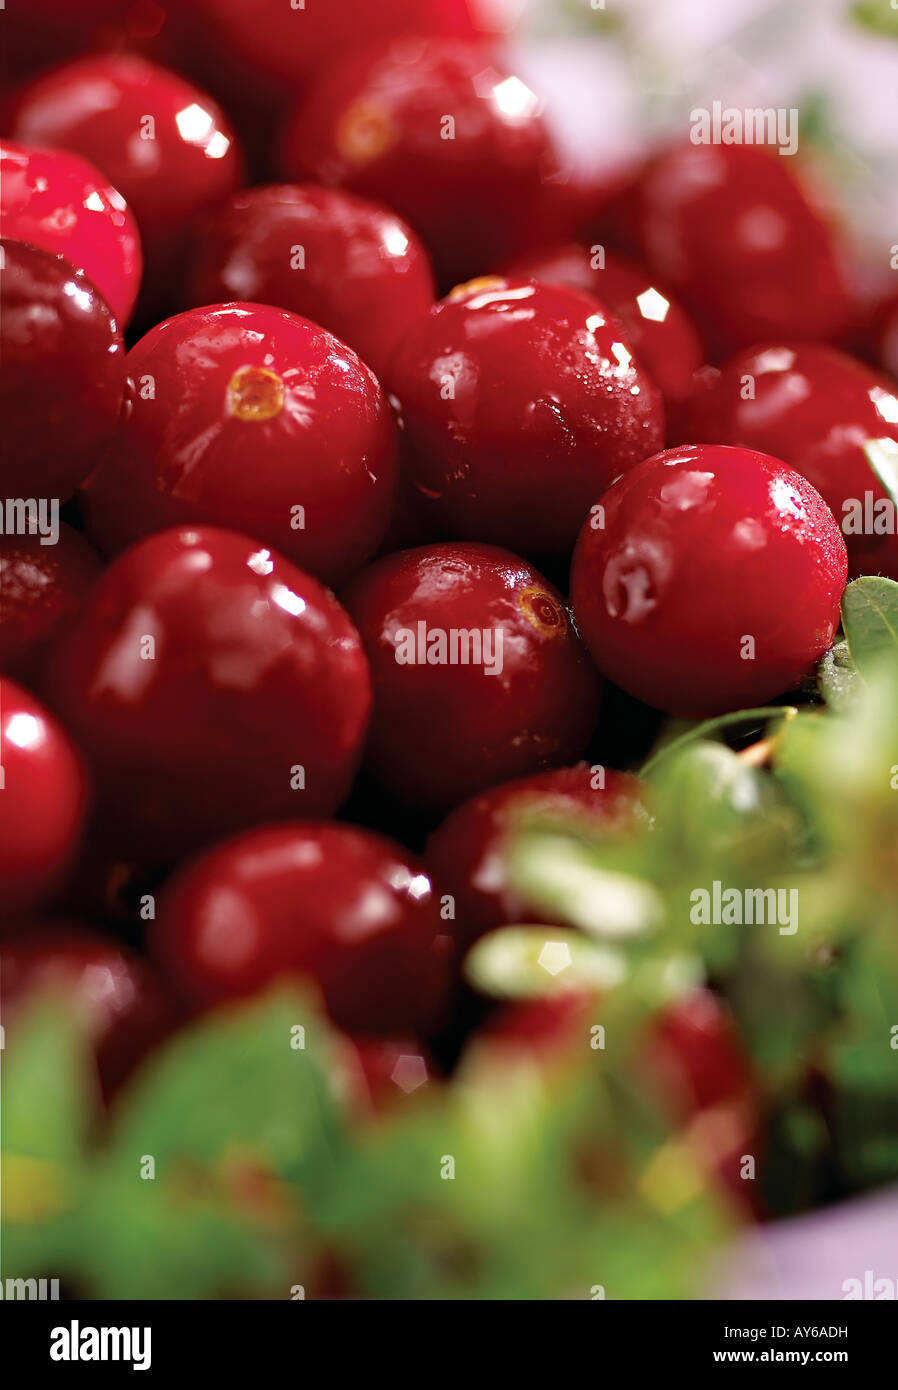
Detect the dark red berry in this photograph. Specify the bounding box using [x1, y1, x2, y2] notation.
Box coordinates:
[389, 277, 664, 555]
[187, 184, 435, 385]
[200, 0, 481, 86]
[506, 242, 704, 420]
[427, 763, 642, 956]
[152, 822, 450, 1037]
[877, 292, 898, 382]
[614, 142, 850, 358]
[0, 523, 102, 681]
[12, 54, 242, 300]
[344, 1034, 440, 1114]
[81, 303, 398, 587]
[48, 527, 371, 863]
[342, 542, 601, 811]
[0, 142, 142, 324]
[282, 40, 561, 286]
[0, 921, 172, 1096]
[0, 678, 88, 919]
[570, 444, 847, 717]
[684, 343, 898, 580]
[0, 239, 126, 500]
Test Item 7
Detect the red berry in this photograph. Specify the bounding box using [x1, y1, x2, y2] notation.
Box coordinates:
[506, 242, 704, 420]
[81, 303, 398, 587]
[152, 822, 450, 1037]
[0, 239, 126, 500]
[0, 142, 142, 325]
[187, 185, 435, 386]
[12, 54, 242, 300]
[427, 763, 642, 955]
[570, 444, 847, 717]
[282, 40, 560, 286]
[344, 1034, 440, 1113]
[0, 523, 102, 681]
[684, 343, 898, 581]
[0, 921, 172, 1096]
[389, 277, 664, 555]
[201, 0, 481, 87]
[0, 678, 88, 919]
[877, 292, 898, 382]
[342, 542, 601, 811]
[615, 142, 850, 358]
[48, 527, 371, 863]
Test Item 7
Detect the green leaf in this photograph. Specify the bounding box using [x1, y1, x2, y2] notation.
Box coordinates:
[641, 706, 797, 778]
[841, 575, 898, 675]
[864, 436, 898, 510]
[853, 1, 898, 40]
[817, 638, 859, 710]
[464, 926, 628, 1000]
[508, 830, 664, 940]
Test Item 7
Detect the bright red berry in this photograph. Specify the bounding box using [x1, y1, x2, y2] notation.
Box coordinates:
[81, 303, 398, 587]
[12, 54, 242, 306]
[427, 763, 642, 956]
[0, 678, 89, 919]
[506, 242, 704, 421]
[0, 523, 102, 682]
[152, 822, 451, 1037]
[570, 444, 847, 717]
[684, 343, 898, 580]
[48, 527, 371, 863]
[0, 239, 126, 500]
[0, 921, 172, 1096]
[613, 142, 850, 358]
[389, 277, 664, 555]
[199, 0, 481, 85]
[0, 142, 142, 325]
[282, 40, 560, 286]
[187, 184, 435, 386]
[342, 542, 601, 811]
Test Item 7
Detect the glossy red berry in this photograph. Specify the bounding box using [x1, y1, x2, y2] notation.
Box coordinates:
[0, 523, 102, 681]
[12, 54, 242, 297]
[506, 243, 704, 420]
[684, 343, 898, 580]
[283, 40, 560, 286]
[153, 822, 450, 1037]
[48, 527, 371, 863]
[615, 142, 850, 358]
[877, 292, 898, 382]
[427, 763, 642, 955]
[200, 0, 481, 85]
[0, 142, 142, 325]
[389, 277, 664, 555]
[0, 678, 88, 919]
[81, 303, 398, 587]
[188, 185, 435, 385]
[0, 239, 126, 500]
[342, 542, 601, 811]
[0, 922, 172, 1096]
[570, 444, 847, 717]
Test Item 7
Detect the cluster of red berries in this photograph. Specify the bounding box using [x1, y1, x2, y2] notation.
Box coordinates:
[1, 2, 896, 1178]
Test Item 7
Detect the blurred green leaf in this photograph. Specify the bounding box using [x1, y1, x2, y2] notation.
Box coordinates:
[842, 575, 898, 675]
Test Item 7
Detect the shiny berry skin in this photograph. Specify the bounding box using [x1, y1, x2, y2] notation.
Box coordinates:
[389, 277, 664, 556]
[427, 764, 641, 956]
[570, 445, 847, 718]
[81, 303, 398, 587]
[48, 527, 371, 863]
[685, 343, 898, 581]
[0, 239, 126, 500]
[0, 678, 88, 919]
[342, 543, 601, 811]
[615, 142, 850, 359]
[0, 922, 172, 1096]
[12, 55, 242, 285]
[0, 142, 142, 325]
[188, 185, 435, 385]
[0, 523, 102, 681]
[283, 40, 560, 286]
[201, 0, 480, 87]
[506, 243, 704, 421]
[152, 822, 450, 1037]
